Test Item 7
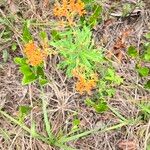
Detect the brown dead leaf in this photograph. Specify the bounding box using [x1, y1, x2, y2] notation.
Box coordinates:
[118, 140, 137, 150]
[103, 19, 116, 28]
[43, 0, 50, 8]
[106, 28, 132, 62]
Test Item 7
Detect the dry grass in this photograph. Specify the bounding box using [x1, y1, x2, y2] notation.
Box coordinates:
[0, 0, 150, 150]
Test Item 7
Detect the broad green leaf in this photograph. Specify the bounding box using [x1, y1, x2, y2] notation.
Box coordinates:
[14, 57, 26, 65]
[127, 46, 138, 58]
[144, 54, 150, 61]
[144, 80, 150, 89]
[19, 105, 32, 115]
[72, 119, 80, 131]
[22, 74, 37, 85]
[20, 65, 33, 76]
[105, 69, 123, 84]
[39, 77, 48, 86]
[18, 105, 32, 123]
[137, 67, 149, 77]
[73, 119, 80, 126]
[143, 45, 150, 61]
[23, 21, 33, 43]
[36, 66, 45, 77]
[95, 101, 108, 113]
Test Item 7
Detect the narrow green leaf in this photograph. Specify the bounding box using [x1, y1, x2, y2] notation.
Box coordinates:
[41, 95, 55, 144]
[23, 21, 33, 43]
[31, 121, 37, 137]
[2, 50, 9, 62]
[88, 5, 102, 27]
[40, 31, 47, 40]
[51, 30, 61, 41]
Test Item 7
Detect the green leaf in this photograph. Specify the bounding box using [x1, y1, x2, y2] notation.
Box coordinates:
[137, 67, 149, 77]
[144, 54, 150, 61]
[11, 43, 17, 51]
[85, 98, 95, 107]
[73, 119, 80, 126]
[39, 31, 47, 40]
[105, 68, 123, 84]
[39, 77, 48, 86]
[95, 101, 108, 113]
[51, 30, 61, 41]
[31, 121, 37, 137]
[122, 3, 132, 17]
[14, 57, 26, 65]
[2, 50, 9, 62]
[23, 21, 33, 43]
[82, 0, 94, 4]
[36, 66, 45, 77]
[22, 74, 37, 85]
[145, 33, 150, 39]
[127, 46, 138, 58]
[19, 65, 33, 76]
[88, 5, 102, 27]
[18, 105, 32, 123]
[144, 80, 150, 89]
[42, 96, 55, 144]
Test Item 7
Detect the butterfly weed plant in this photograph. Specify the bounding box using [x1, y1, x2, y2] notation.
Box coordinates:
[0, 1, 128, 149]
[50, 26, 103, 76]
[14, 22, 48, 86]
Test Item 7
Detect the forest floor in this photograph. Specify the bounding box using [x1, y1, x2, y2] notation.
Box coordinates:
[0, 0, 150, 150]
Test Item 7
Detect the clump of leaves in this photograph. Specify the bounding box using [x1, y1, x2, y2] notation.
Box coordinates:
[138, 102, 150, 122]
[80, 2, 103, 28]
[127, 33, 150, 89]
[85, 98, 108, 113]
[50, 26, 103, 77]
[85, 66, 123, 112]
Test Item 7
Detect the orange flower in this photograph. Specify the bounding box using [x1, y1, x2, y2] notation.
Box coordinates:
[24, 41, 47, 66]
[53, 0, 86, 25]
[72, 67, 98, 95]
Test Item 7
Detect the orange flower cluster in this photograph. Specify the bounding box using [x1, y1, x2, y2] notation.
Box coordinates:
[23, 41, 47, 66]
[72, 68, 98, 95]
[53, 0, 86, 25]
